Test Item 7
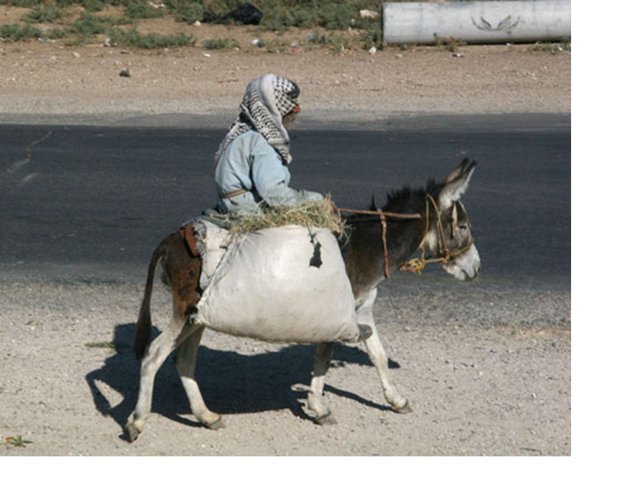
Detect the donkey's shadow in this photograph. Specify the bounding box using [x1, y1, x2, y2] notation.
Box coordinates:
[86, 324, 400, 435]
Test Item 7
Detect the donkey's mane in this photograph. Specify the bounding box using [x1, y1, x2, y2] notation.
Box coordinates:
[368, 178, 440, 214]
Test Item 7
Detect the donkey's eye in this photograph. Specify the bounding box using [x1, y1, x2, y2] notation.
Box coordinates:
[457, 225, 468, 231]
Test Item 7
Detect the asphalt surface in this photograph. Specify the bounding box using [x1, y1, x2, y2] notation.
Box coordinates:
[0, 114, 570, 291]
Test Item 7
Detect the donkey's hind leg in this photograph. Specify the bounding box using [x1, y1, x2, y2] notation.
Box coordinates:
[307, 342, 337, 425]
[358, 289, 412, 413]
[174, 325, 224, 430]
[126, 320, 194, 441]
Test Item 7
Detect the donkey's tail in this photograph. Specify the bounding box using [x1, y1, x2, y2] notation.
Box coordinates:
[134, 236, 169, 360]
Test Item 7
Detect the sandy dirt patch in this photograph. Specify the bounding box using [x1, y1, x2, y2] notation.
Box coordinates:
[0, 276, 570, 456]
[1, 41, 570, 125]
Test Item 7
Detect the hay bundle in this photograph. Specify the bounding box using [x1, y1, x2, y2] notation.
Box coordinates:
[228, 198, 345, 235]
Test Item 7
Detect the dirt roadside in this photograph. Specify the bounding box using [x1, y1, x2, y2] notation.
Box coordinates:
[0, 277, 570, 456]
[0, 41, 570, 125]
[0, 39, 570, 456]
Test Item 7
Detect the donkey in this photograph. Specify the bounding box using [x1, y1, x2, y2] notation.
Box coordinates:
[125, 158, 479, 441]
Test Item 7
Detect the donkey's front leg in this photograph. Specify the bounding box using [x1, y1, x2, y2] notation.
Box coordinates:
[358, 289, 412, 413]
[307, 342, 337, 425]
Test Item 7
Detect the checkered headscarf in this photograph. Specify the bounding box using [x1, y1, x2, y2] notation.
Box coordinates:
[214, 74, 300, 167]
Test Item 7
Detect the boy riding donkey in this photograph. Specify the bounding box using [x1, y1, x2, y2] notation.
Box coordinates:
[179, 73, 372, 341]
[213, 74, 323, 214]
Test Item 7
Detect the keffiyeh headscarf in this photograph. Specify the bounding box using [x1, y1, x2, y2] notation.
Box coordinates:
[214, 74, 301, 167]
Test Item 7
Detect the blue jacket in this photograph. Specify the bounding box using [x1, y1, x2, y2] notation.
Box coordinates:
[214, 130, 323, 214]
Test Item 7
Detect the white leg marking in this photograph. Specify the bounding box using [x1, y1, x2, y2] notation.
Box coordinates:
[174, 325, 223, 429]
[307, 342, 336, 424]
[126, 320, 193, 440]
[358, 289, 411, 412]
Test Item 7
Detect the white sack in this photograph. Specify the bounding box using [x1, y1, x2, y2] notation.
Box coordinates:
[193, 220, 232, 289]
[195, 225, 360, 344]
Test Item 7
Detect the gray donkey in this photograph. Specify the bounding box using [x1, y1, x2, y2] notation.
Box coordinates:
[126, 158, 479, 441]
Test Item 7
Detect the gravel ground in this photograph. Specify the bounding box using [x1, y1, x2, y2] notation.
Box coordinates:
[0, 272, 569, 456]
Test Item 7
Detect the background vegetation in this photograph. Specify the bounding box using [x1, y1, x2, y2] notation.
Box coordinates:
[0, 0, 384, 49]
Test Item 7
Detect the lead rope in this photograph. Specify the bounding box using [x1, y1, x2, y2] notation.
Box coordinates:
[337, 207, 421, 280]
[377, 208, 390, 278]
[400, 194, 436, 274]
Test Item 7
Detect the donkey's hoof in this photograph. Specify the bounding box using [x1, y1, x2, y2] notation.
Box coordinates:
[392, 399, 413, 414]
[315, 412, 338, 426]
[203, 416, 225, 430]
[125, 421, 142, 443]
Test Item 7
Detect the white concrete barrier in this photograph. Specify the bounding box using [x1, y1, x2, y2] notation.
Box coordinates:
[383, 1, 571, 44]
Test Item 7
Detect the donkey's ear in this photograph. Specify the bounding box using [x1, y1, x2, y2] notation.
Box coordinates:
[438, 158, 477, 210]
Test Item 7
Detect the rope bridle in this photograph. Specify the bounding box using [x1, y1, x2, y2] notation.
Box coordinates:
[338, 194, 474, 279]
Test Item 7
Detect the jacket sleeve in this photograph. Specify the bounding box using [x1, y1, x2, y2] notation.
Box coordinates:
[251, 140, 324, 207]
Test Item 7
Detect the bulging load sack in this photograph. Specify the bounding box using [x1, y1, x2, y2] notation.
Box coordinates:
[195, 224, 360, 344]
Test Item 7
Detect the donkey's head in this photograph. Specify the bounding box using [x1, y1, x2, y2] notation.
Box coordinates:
[424, 158, 480, 281]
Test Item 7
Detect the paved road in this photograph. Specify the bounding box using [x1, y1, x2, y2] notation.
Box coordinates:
[0, 115, 570, 290]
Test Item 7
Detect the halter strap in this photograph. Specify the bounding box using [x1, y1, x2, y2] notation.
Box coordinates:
[402, 194, 475, 274]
